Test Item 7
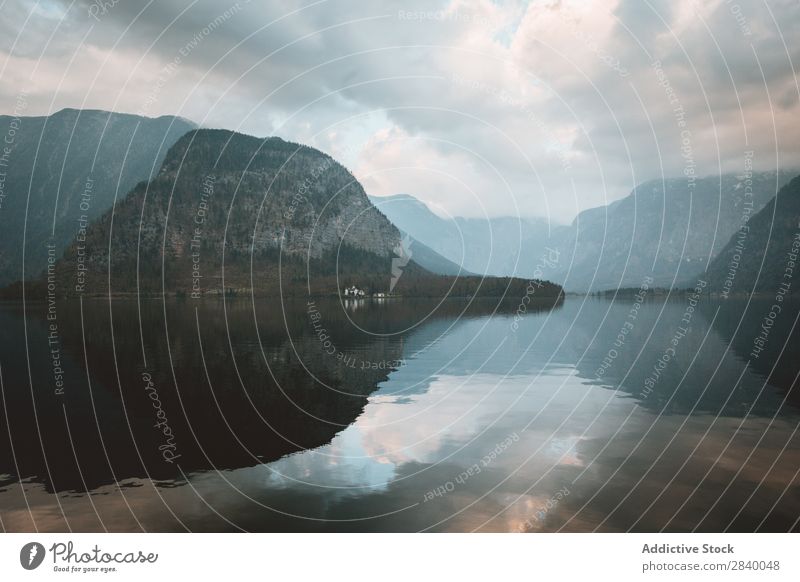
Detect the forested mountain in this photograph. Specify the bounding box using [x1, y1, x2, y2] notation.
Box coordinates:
[0, 108, 195, 285]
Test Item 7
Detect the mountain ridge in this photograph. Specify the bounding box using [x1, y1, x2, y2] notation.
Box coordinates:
[704, 174, 800, 295]
[551, 171, 796, 291]
[0, 108, 196, 285]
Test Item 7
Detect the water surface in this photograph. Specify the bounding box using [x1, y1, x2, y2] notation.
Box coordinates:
[0, 294, 798, 532]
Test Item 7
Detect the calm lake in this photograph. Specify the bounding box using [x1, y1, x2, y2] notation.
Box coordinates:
[0, 294, 798, 532]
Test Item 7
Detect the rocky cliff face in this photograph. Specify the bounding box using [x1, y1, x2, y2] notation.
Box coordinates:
[54, 128, 402, 295]
[0, 108, 195, 286]
[157, 130, 400, 258]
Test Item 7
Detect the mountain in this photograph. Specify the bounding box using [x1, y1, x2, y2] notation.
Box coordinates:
[705, 174, 800, 295]
[549, 171, 796, 292]
[40, 129, 560, 300]
[402, 237, 467, 276]
[52, 128, 400, 296]
[369, 194, 564, 277]
[0, 108, 195, 286]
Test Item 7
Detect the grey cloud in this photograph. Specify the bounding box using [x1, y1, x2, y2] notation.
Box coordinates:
[1, 0, 798, 221]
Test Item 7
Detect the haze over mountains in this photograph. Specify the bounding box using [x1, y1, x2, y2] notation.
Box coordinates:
[374, 170, 797, 292]
[369, 194, 560, 279]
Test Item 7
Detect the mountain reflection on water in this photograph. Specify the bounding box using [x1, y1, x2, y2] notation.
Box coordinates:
[0, 294, 798, 532]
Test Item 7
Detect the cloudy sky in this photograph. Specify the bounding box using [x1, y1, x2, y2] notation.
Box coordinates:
[1, 0, 799, 222]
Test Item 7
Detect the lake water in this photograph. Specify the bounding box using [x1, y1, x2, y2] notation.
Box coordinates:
[0, 294, 798, 532]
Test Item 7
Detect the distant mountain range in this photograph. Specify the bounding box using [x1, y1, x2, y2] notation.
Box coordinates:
[554, 172, 796, 291]
[375, 171, 798, 292]
[0, 108, 195, 286]
[369, 193, 562, 277]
